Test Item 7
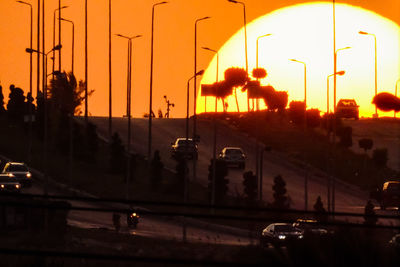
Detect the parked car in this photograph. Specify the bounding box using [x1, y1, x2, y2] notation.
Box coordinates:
[218, 147, 246, 169]
[335, 99, 359, 120]
[2, 162, 32, 187]
[380, 181, 400, 210]
[171, 138, 198, 160]
[0, 174, 21, 193]
[292, 219, 330, 237]
[389, 233, 400, 250]
[260, 223, 303, 247]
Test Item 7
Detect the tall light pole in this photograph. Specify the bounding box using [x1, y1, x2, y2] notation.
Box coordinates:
[53, 5, 68, 77]
[58, 0, 62, 71]
[327, 71, 345, 114]
[359, 30, 378, 117]
[193, 16, 210, 183]
[60, 18, 74, 74]
[16, 0, 33, 163]
[333, 46, 351, 113]
[26, 45, 62, 195]
[148, 1, 168, 162]
[84, 0, 88, 122]
[395, 78, 400, 118]
[228, 0, 249, 111]
[36, 0, 40, 99]
[108, 0, 112, 140]
[116, 34, 142, 200]
[202, 46, 219, 206]
[290, 58, 308, 210]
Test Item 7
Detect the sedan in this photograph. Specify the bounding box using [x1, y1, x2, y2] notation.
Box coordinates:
[0, 175, 21, 193]
[261, 223, 303, 247]
[218, 147, 246, 169]
[2, 162, 32, 187]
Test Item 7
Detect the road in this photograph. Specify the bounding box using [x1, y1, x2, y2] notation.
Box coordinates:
[90, 116, 377, 215]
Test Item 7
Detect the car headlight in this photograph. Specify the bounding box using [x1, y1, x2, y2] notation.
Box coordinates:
[278, 235, 286, 240]
[298, 235, 304, 239]
[1, 184, 4, 188]
[26, 172, 32, 178]
[8, 173, 15, 178]
[16, 184, 20, 189]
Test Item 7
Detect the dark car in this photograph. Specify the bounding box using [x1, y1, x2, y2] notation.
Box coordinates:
[260, 223, 303, 246]
[380, 181, 400, 210]
[171, 138, 198, 160]
[2, 162, 32, 187]
[335, 99, 359, 120]
[218, 147, 246, 169]
[0, 175, 21, 193]
[292, 219, 330, 237]
[389, 233, 400, 250]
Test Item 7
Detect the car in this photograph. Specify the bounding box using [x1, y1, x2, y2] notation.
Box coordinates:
[380, 181, 400, 210]
[171, 138, 198, 160]
[2, 162, 32, 188]
[292, 219, 330, 237]
[218, 147, 246, 169]
[335, 99, 359, 120]
[0, 174, 22, 193]
[260, 223, 303, 247]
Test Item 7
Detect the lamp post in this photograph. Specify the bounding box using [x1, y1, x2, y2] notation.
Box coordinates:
[59, 18, 74, 74]
[193, 16, 210, 183]
[148, 1, 168, 162]
[202, 46, 220, 205]
[53, 5, 68, 77]
[16, 0, 33, 163]
[228, 0, 249, 111]
[116, 34, 142, 200]
[256, 33, 272, 110]
[202, 46, 218, 113]
[359, 31, 378, 117]
[26, 45, 62, 195]
[327, 70, 346, 114]
[290, 58, 308, 210]
[108, 0, 112, 140]
[333, 46, 351, 113]
[84, 0, 88, 122]
[395, 79, 400, 118]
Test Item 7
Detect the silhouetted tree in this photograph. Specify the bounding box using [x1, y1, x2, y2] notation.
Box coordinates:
[7, 84, 25, 122]
[242, 171, 257, 203]
[109, 132, 125, 174]
[363, 200, 377, 226]
[0, 85, 6, 115]
[372, 148, 388, 169]
[313, 196, 327, 222]
[208, 158, 229, 203]
[264, 90, 288, 112]
[150, 150, 164, 189]
[224, 68, 248, 112]
[288, 101, 305, 125]
[306, 109, 321, 128]
[271, 174, 290, 209]
[252, 68, 267, 79]
[372, 92, 400, 112]
[338, 126, 352, 148]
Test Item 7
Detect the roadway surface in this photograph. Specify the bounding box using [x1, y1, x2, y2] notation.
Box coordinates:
[89, 116, 399, 224]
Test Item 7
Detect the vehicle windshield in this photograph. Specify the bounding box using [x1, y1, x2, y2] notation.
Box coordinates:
[177, 140, 195, 146]
[386, 183, 400, 192]
[338, 100, 357, 106]
[275, 224, 296, 232]
[6, 165, 28, 172]
[225, 149, 242, 155]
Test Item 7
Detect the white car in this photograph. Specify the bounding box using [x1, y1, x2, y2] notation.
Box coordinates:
[218, 147, 246, 169]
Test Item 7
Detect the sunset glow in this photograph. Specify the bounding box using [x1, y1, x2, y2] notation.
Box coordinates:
[198, 2, 400, 117]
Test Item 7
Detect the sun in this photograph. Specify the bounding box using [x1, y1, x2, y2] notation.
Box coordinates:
[198, 2, 400, 118]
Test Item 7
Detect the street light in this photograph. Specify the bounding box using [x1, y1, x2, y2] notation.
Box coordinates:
[149, 1, 168, 162]
[255, 33, 272, 110]
[395, 78, 400, 118]
[52, 5, 68, 77]
[290, 58, 308, 210]
[228, 0, 249, 111]
[359, 30, 378, 117]
[202, 46, 218, 113]
[193, 16, 210, 183]
[26, 44, 62, 195]
[60, 18, 74, 74]
[16, 0, 33, 163]
[327, 70, 345, 114]
[116, 33, 142, 200]
[334, 46, 351, 113]
[163, 95, 174, 118]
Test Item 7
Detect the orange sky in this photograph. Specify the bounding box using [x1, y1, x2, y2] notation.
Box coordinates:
[0, 0, 399, 118]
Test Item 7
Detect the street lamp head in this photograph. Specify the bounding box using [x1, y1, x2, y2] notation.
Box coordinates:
[158, 1, 168, 5]
[289, 59, 298, 62]
[53, 44, 62, 51]
[25, 48, 34, 53]
[359, 31, 368, 35]
[134, 35, 143, 39]
[196, 70, 205, 76]
[61, 5, 69, 9]
[336, 70, 346, 76]
[228, 0, 239, 3]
